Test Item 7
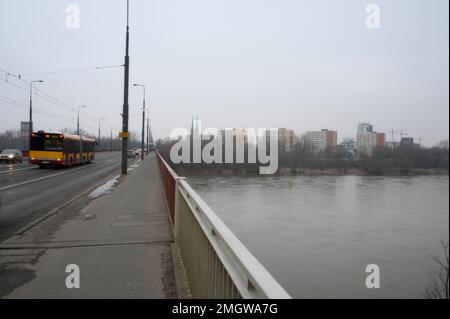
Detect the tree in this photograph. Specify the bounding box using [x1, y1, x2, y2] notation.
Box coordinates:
[436, 139, 449, 150]
[424, 241, 449, 299]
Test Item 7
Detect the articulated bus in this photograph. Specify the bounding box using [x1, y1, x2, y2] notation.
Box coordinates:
[29, 131, 96, 168]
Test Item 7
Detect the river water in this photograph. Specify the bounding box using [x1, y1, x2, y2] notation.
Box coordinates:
[187, 175, 449, 298]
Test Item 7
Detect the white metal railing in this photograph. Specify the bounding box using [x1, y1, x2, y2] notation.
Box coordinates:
[156, 151, 291, 299]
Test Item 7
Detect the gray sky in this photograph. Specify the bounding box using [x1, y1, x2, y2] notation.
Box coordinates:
[0, 0, 448, 146]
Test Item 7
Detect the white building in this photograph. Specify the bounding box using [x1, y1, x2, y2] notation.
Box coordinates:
[301, 129, 337, 153]
[278, 128, 295, 153]
[356, 123, 385, 156]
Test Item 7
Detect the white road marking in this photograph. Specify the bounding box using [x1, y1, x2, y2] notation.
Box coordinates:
[0, 154, 116, 174]
[0, 163, 107, 191]
[0, 166, 35, 174]
[0, 154, 127, 191]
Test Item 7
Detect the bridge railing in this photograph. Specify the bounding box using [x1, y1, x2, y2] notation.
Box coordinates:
[155, 150, 291, 299]
[156, 150, 177, 225]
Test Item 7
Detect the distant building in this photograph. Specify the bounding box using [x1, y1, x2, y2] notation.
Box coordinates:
[400, 137, 414, 148]
[357, 123, 373, 136]
[278, 128, 295, 153]
[356, 123, 385, 156]
[340, 137, 356, 153]
[385, 141, 400, 149]
[301, 129, 337, 153]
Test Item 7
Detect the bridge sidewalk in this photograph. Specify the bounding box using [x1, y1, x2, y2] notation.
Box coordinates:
[1, 153, 189, 298]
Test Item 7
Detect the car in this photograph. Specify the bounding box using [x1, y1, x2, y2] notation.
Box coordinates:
[0, 149, 23, 164]
[134, 149, 141, 156]
[127, 150, 136, 158]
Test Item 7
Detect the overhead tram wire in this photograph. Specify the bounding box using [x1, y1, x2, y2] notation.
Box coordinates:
[1, 64, 123, 113]
[0, 94, 28, 109]
[0, 98, 98, 134]
[0, 75, 98, 123]
[17, 64, 124, 78]
[0, 97, 72, 122]
[0, 94, 73, 121]
[1, 67, 116, 134]
[0, 73, 74, 112]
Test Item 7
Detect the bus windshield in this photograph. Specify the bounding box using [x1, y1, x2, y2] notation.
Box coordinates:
[30, 134, 63, 151]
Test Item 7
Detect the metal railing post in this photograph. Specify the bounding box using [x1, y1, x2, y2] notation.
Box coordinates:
[174, 176, 186, 242]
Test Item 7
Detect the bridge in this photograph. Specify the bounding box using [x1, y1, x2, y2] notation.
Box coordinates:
[0, 152, 290, 299]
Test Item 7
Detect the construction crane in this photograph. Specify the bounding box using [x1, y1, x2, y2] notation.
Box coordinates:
[417, 137, 423, 146]
[388, 129, 408, 142]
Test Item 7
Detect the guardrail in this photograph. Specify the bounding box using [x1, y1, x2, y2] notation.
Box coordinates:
[156, 151, 177, 225]
[156, 150, 291, 299]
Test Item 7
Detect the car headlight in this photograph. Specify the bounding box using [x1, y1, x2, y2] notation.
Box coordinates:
[8, 155, 14, 158]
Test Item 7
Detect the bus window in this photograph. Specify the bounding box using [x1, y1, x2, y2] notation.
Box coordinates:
[44, 139, 63, 151]
[30, 134, 63, 151]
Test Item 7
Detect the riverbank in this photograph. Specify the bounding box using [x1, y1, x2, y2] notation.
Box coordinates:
[174, 166, 448, 177]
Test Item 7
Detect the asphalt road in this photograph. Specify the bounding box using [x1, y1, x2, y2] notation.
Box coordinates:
[0, 152, 136, 242]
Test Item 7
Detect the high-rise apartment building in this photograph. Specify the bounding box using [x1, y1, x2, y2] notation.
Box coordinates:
[301, 129, 337, 153]
[356, 123, 385, 156]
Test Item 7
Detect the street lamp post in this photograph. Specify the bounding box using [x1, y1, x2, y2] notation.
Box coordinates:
[110, 128, 113, 151]
[29, 80, 44, 150]
[98, 117, 106, 150]
[121, 0, 130, 174]
[133, 83, 146, 160]
[77, 105, 87, 135]
[146, 117, 149, 154]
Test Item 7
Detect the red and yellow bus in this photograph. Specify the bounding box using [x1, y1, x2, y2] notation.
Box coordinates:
[29, 131, 96, 168]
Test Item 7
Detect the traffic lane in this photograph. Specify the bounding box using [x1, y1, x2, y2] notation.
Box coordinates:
[0, 154, 133, 241]
[0, 154, 136, 241]
[0, 152, 115, 172]
[0, 161, 33, 172]
[0, 151, 123, 217]
[0, 152, 120, 189]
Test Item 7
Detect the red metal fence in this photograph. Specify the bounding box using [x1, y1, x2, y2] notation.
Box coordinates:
[155, 150, 177, 227]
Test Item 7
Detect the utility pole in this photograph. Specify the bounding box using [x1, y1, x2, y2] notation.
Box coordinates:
[388, 130, 395, 143]
[77, 105, 87, 135]
[110, 128, 113, 151]
[29, 80, 44, 150]
[121, 0, 130, 174]
[132, 83, 146, 160]
[98, 117, 106, 150]
[146, 117, 149, 154]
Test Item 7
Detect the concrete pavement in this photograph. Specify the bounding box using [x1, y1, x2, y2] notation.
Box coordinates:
[0, 153, 190, 298]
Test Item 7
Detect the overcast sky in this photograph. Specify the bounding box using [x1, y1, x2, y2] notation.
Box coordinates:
[0, 0, 448, 146]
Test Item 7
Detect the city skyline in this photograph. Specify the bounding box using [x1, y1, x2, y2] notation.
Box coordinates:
[0, 0, 448, 147]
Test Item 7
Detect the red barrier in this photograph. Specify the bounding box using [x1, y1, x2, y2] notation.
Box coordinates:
[155, 150, 177, 227]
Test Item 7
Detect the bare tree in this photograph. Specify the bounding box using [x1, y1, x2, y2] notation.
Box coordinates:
[424, 241, 449, 299]
[436, 139, 449, 150]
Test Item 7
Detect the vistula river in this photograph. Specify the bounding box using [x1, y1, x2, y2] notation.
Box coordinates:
[187, 175, 449, 298]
